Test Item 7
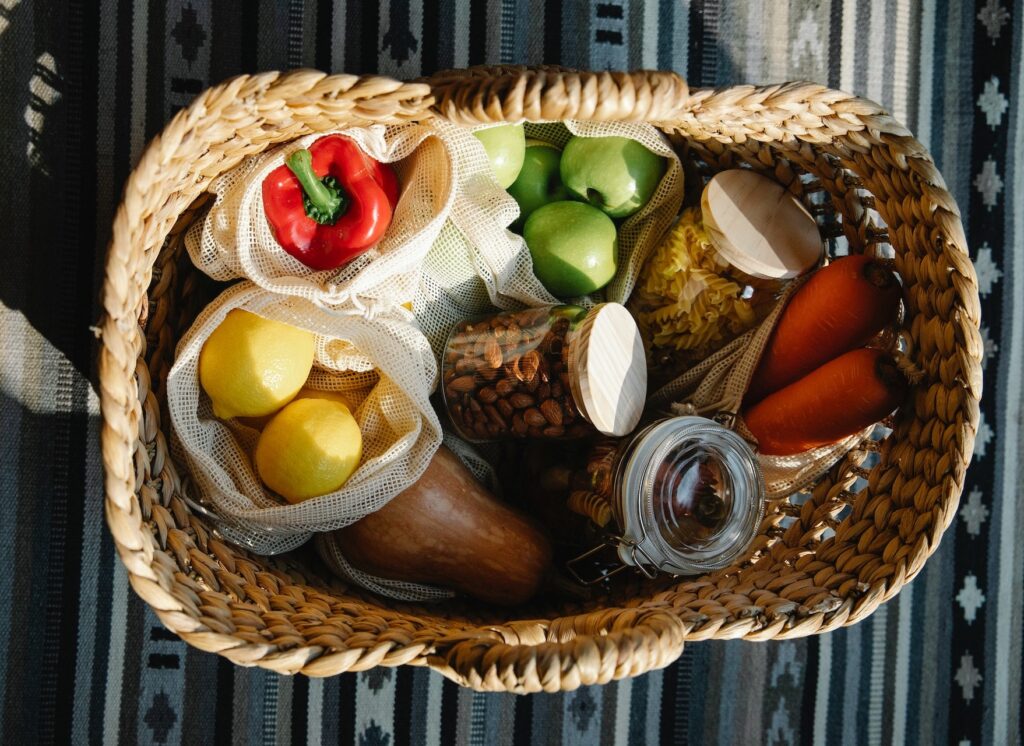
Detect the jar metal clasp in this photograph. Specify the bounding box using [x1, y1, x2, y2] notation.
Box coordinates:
[661, 404, 738, 432]
[565, 529, 660, 586]
[712, 410, 737, 429]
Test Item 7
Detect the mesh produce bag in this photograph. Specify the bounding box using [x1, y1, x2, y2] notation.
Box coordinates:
[314, 534, 455, 602]
[184, 124, 453, 310]
[166, 281, 443, 554]
[412, 119, 684, 359]
[647, 279, 876, 500]
[314, 432, 501, 602]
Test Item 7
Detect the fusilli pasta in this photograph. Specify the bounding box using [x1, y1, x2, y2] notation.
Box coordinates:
[630, 208, 760, 367]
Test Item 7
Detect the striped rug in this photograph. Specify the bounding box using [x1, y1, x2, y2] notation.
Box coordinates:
[0, 1, 1019, 743]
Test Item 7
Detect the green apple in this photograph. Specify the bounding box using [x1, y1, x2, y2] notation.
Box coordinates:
[523, 201, 618, 297]
[507, 141, 570, 232]
[560, 136, 666, 219]
[473, 124, 526, 188]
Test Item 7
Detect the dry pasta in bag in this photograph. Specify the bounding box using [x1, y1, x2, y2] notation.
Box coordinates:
[630, 171, 825, 386]
[184, 124, 453, 309]
[166, 281, 443, 554]
[411, 118, 684, 361]
[630, 207, 762, 365]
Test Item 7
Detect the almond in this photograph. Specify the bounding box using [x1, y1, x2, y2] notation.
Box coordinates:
[484, 404, 506, 428]
[524, 407, 547, 427]
[478, 365, 501, 381]
[484, 337, 503, 368]
[450, 375, 477, 393]
[519, 350, 541, 382]
[509, 393, 535, 409]
[539, 399, 563, 426]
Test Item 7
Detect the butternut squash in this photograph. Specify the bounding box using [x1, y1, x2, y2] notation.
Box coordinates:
[334, 446, 552, 605]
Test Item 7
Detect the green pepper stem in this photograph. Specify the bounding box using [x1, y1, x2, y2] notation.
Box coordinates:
[286, 149, 343, 223]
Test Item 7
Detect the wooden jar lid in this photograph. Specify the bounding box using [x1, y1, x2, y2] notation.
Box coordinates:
[568, 303, 647, 437]
[701, 170, 822, 280]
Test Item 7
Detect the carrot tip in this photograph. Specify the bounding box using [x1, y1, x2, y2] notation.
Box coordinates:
[863, 260, 898, 290]
[875, 354, 908, 394]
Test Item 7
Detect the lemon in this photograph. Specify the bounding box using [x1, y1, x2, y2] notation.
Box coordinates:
[254, 398, 363, 502]
[293, 387, 359, 410]
[199, 309, 316, 419]
[238, 387, 360, 431]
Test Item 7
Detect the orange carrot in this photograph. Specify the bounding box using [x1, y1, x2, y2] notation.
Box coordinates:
[742, 347, 907, 456]
[745, 255, 902, 404]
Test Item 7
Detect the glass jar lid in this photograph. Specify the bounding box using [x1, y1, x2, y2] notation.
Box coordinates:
[613, 416, 764, 575]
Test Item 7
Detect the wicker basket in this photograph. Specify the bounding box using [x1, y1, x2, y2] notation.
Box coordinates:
[98, 66, 981, 693]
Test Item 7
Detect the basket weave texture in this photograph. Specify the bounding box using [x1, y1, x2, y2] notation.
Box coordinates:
[98, 66, 981, 693]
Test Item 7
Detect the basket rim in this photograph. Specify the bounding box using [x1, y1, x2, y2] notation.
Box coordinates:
[96, 66, 982, 692]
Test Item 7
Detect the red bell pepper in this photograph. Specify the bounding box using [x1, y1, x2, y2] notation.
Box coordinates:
[261, 135, 399, 271]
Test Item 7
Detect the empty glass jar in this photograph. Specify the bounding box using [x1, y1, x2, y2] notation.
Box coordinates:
[566, 416, 765, 580]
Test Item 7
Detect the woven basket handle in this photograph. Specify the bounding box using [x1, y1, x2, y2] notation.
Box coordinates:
[425, 65, 691, 125]
[426, 607, 687, 692]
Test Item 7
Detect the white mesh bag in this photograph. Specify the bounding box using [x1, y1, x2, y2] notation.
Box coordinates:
[167, 281, 443, 554]
[412, 119, 685, 359]
[314, 535, 455, 602]
[184, 124, 453, 310]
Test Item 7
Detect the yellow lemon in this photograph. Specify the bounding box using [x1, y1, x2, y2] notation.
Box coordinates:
[238, 387, 360, 431]
[254, 398, 363, 502]
[199, 309, 316, 419]
[293, 387, 360, 410]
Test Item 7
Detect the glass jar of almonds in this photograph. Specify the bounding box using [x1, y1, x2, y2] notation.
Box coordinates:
[440, 303, 647, 442]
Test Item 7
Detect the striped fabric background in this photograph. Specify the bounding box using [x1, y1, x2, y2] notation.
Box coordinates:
[0, 0, 1020, 743]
